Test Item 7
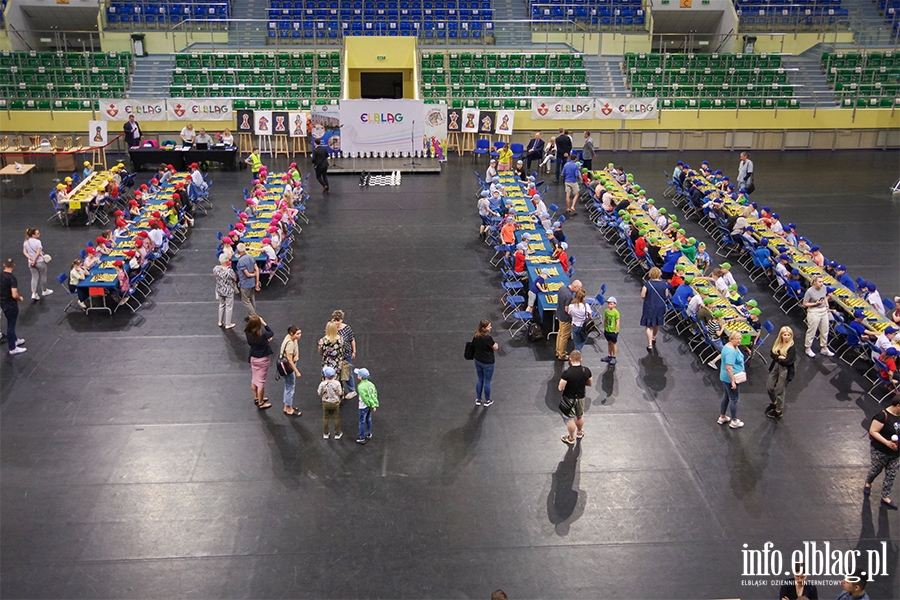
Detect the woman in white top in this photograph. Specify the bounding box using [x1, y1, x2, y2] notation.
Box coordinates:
[540, 137, 557, 174]
[567, 289, 591, 352]
[180, 124, 195, 145]
[220, 128, 234, 146]
[22, 228, 52, 301]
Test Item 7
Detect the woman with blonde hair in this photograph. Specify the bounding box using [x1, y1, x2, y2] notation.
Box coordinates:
[317, 320, 343, 377]
[332, 309, 357, 399]
[765, 326, 796, 420]
[567, 288, 591, 352]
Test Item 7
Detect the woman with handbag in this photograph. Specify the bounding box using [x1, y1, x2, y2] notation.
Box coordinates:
[472, 319, 498, 407]
[765, 326, 796, 420]
[864, 397, 900, 509]
[279, 325, 302, 417]
[245, 315, 274, 410]
[213, 254, 237, 329]
[640, 267, 669, 352]
[332, 310, 358, 399]
[22, 228, 52, 302]
[566, 289, 591, 352]
[318, 320, 344, 381]
[717, 331, 746, 429]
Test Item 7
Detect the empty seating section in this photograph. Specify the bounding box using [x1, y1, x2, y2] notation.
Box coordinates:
[169, 52, 342, 105]
[106, 1, 231, 28]
[821, 51, 900, 108]
[880, 0, 900, 37]
[266, 0, 494, 42]
[624, 52, 801, 109]
[734, 0, 849, 31]
[420, 51, 587, 108]
[529, 0, 645, 30]
[0, 51, 132, 111]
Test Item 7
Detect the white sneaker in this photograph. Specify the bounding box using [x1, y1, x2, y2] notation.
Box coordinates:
[821, 348, 835, 357]
[334, 432, 343, 440]
[729, 419, 745, 429]
[805, 348, 816, 358]
[717, 416, 731, 425]
[323, 433, 330, 439]
[15, 338, 25, 346]
[31, 293, 39, 301]
[8, 347, 26, 355]
[345, 391, 358, 399]
[41, 289, 53, 296]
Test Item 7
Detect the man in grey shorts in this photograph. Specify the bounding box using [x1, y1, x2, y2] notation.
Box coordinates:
[558, 350, 592, 445]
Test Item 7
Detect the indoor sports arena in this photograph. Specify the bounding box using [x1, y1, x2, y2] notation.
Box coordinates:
[1, 1, 899, 598]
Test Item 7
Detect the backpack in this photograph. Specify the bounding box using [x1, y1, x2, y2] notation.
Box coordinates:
[527, 321, 543, 342]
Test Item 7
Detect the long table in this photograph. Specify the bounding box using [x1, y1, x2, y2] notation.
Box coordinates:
[129, 146, 238, 171]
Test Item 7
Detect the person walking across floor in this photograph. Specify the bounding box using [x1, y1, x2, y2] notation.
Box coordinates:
[581, 131, 594, 172]
[279, 325, 302, 417]
[567, 288, 590, 352]
[245, 315, 274, 410]
[332, 310, 357, 399]
[640, 267, 668, 352]
[601, 297, 619, 365]
[555, 279, 583, 361]
[717, 331, 746, 429]
[354, 368, 379, 444]
[802, 275, 835, 358]
[22, 228, 52, 302]
[561, 154, 581, 215]
[235, 243, 259, 319]
[472, 319, 498, 407]
[213, 254, 237, 329]
[0, 259, 26, 356]
[765, 326, 796, 420]
[737, 151, 755, 193]
[864, 396, 900, 509]
[553, 128, 572, 183]
[319, 366, 343, 439]
[245, 147, 262, 182]
[558, 350, 592, 445]
[312, 138, 330, 193]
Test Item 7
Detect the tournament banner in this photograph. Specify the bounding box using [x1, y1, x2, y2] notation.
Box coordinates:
[254, 110, 272, 136]
[530, 98, 595, 120]
[99, 98, 167, 121]
[495, 110, 515, 135]
[339, 99, 425, 156]
[88, 120, 107, 147]
[236, 109, 254, 133]
[310, 104, 341, 151]
[594, 98, 658, 120]
[477, 111, 496, 135]
[447, 108, 462, 132]
[461, 108, 480, 133]
[423, 103, 448, 161]
[166, 99, 233, 121]
[272, 111, 289, 134]
[288, 112, 308, 137]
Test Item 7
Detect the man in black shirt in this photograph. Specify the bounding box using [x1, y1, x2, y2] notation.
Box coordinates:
[553, 129, 572, 184]
[558, 350, 592, 444]
[311, 138, 330, 193]
[0, 259, 26, 355]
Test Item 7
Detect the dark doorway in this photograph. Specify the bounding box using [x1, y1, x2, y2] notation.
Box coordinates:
[360, 72, 404, 99]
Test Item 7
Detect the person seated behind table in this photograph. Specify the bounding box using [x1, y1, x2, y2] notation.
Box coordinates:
[849, 309, 881, 342]
[512, 242, 529, 279]
[124, 249, 140, 272]
[538, 212, 553, 233]
[267, 226, 282, 250]
[82, 161, 94, 180]
[698, 306, 726, 351]
[526, 269, 550, 314]
[514, 160, 527, 181]
[754, 237, 774, 271]
[672, 275, 694, 308]
[500, 216, 516, 246]
[489, 176, 505, 197]
[553, 242, 570, 274]
[669, 264, 686, 289]
[83, 246, 100, 270]
[193, 128, 213, 148]
[189, 163, 207, 191]
[655, 207, 670, 230]
[526, 181, 538, 198]
[113, 219, 129, 241]
[69, 258, 90, 308]
[660, 243, 683, 280]
[245, 196, 259, 218]
[645, 234, 664, 268]
[796, 236, 812, 254]
[94, 235, 111, 256]
[219, 236, 234, 261]
[865, 282, 886, 315]
[529, 195, 547, 217]
[132, 238, 148, 267]
[260, 237, 278, 268]
[878, 347, 900, 387]
[786, 269, 803, 296]
[148, 220, 169, 254]
[634, 228, 649, 259]
[163, 201, 179, 228]
[872, 325, 899, 361]
[110, 260, 130, 301]
[809, 245, 825, 267]
[486, 158, 498, 181]
[773, 253, 791, 286]
[687, 284, 705, 316]
[157, 164, 173, 184]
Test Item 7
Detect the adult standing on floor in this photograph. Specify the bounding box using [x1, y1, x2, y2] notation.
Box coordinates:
[235, 243, 259, 319]
[558, 350, 592, 445]
[737, 151, 755, 194]
[472, 319, 498, 407]
[864, 397, 900, 510]
[123, 115, 141, 147]
[312, 138, 330, 193]
[717, 331, 746, 429]
[22, 228, 52, 302]
[553, 128, 572, 183]
[639, 267, 668, 352]
[561, 155, 581, 215]
[581, 131, 594, 173]
[567, 288, 591, 352]
[525, 131, 545, 171]
[555, 279, 583, 361]
[245, 315, 274, 410]
[0, 259, 26, 356]
[318, 320, 344, 375]
[332, 310, 357, 399]
[213, 254, 237, 329]
[765, 326, 796, 420]
[279, 325, 302, 417]
[802, 276, 835, 358]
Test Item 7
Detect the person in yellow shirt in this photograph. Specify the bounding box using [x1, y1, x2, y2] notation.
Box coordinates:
[497, 144, 513, 171]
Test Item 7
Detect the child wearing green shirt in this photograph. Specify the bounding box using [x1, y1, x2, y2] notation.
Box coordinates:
[601, 297, 620, 365]
[355, 368, 380, 444]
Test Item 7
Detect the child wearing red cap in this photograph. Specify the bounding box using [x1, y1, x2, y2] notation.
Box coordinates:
[133, 239, 148, 266]
[148, 220, 169, 253]
[111, 260, 130, 301]
[164, 201, 178, 227]
[125, 249, 140, 271]
[83, 246, 100, 270]
[128, 199, 141, 217]
[113, 220, 129, 240]
[220, 236, 234, 261]
[69, 258, 90, 308]
[95, 235, 111, 256]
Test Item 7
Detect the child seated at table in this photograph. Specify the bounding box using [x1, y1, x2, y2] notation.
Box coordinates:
[537, 211, 553, 233]
[113, 219, 129, 241]
[500, 217, 516, 246]
[132, 239, 148, 267]
[128, 199, 141, 217]
[69, 258, 89, 308]
[261, 238, 278, 268]
[279, 196, 298, 221]
[219, 236, 234, 261]
[514, 160, 527, 181]
[95, 235, 111, 256]
[148, 178, 161, 194]
[148, 220, 169, 253]
[83, 246, 100, 270]
[164, 201, 179, 228]
[288, 162, 301, 182]
[512, 243, 530, 279]
[553, 242, 570, 274]
[245, 196, 259, 218]
[489, 176, 505, 197]
[796, 236, 812, 254]
[111, 260, 130, 302]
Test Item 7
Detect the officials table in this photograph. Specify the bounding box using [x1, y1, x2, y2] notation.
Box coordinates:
[129, 146, 238, 171]
[0, 163, 36, 196]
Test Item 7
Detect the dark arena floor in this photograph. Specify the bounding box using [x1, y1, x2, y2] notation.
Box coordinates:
[1, 149, 899, 599]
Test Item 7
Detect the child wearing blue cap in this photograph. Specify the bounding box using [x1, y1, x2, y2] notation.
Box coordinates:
[354, 368, 379, 444]
[318, 366, 343, 439]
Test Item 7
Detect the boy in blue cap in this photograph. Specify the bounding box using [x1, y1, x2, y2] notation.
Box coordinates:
[318, 366, 343, 439]
[354, 368, 379, 444]
[834, 265, 854, 290]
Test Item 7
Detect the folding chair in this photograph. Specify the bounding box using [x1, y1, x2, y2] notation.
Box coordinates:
[57, 273, 81, 312]
[834, 324, 867, 366]
[868, 357, 900, 402]
[748, 320, 775, 364]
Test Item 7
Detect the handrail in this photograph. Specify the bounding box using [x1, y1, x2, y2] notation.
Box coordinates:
[714, 28, 734, 55]
[7, 24, 35, 52]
